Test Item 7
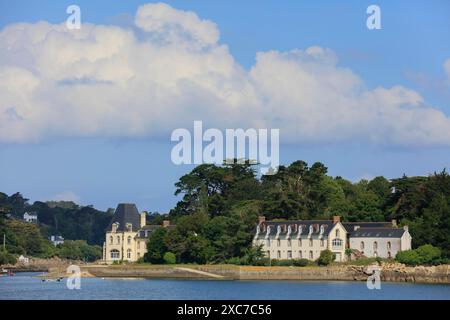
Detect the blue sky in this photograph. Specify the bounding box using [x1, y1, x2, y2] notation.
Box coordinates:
[0, 1, 450, 212]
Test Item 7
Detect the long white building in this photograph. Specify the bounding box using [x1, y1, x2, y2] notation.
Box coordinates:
[253, 216, 412, 262]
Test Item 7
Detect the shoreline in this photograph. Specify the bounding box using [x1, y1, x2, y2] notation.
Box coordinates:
[6, 262, 449, 284]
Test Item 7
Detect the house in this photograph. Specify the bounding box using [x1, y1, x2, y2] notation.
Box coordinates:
[18, 255, 29, 264]
[23, 212, 38, 223]
[102, 203, 172, 264]
[253, 216, 348, 262]
[253, 216, 412, 261]
[343, 221, 412, 259]
[49, 235, 65, 246]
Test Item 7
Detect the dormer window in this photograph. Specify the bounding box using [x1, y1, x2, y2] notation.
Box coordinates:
[297, 226, 303, 239]
[126, 223, 132, 232]
[320, 225, 324, 235]
[309, 225, 313, 235]
[335, 229, 340, 237]
[265, 226, 271, 239]
[112, 222, 119, 233]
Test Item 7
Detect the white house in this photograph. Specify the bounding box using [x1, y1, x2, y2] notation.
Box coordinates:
[49, 235, 65, 246]
[23, 212, 38, 223]
[253, 216, 412, 261]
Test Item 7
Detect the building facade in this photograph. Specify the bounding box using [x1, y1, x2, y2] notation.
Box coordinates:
[344, 222, 412, 259]
[102, 203, 171, 264]
[23, 212, 38, 223]
[253, 216, 348, 262]
[253, 216, 412, 261]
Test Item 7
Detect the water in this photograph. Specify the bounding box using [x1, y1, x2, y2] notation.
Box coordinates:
[1, 272, 449, 300]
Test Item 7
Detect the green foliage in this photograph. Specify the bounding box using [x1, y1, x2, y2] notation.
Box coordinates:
[317, 249, 335, 266]
[144, 227, 168, 264]
[56, 240, 102, 262]
[163, 252, 176, 264]
[396, 244, 442, 266]
[292, 258, 311, 267]
[0, 250, 17, 265]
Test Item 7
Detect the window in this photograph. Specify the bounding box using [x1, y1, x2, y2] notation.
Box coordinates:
[277, 239, 281, 247]
[298, 251, 302, 259]
[387, 241, 391, 250]
[336, 229, 340, 237]
[387, 251, 391, 259]
[287, 239, 291, 247]
[309, 251, 313, 259]
[309, 239, 313, 247]
[110, 250, 120, 259]
[117, 236, 121, 244]
[373, 241, 378, 251]
[360, 241, 365, 250]
[127, 249, 131, 259]
[127, 236, 131, 245]
[266, 239, 270, 247]
[266, 251, 270, 258]
[332, 239, 343, 247]
[320, 239, 324, 247]
[277, 251, 281, 259]
[110, 236, 113, 245]
[137, 241, 140, 249]
[137, 253, 140, 258]
[287, 251, 292, 259]
[298, 239, 302, 246]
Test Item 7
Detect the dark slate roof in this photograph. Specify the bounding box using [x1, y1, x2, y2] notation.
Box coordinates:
[350, 228, 405, 238]
[108, 203, 141, 232]
[343, 222, 392, 232]
[255, 220, 336, 237]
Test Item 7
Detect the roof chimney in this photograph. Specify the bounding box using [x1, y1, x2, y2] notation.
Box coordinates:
[391, 219, 397, 228]
[140, 212, 146, 228]
[163, 220, 170, 228]
[258, 215, 266, 224]
[332, 216, 341, 224]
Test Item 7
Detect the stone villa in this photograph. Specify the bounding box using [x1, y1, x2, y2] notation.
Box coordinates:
[102, 203, 171, 264]
[253, 216, 412, 262]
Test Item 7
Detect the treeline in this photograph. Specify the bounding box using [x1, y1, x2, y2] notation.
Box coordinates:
[0, 192, 112, 245]
[143, 160, 450, 264]
[0, 217, 102, 264]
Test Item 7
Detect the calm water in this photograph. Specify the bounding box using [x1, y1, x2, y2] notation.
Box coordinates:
[0, 272, 449, 300]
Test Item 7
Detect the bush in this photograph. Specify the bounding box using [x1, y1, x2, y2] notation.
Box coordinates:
[396, 244, 442, 266]
[271, 259, 294, 266]
[0, 251, 16, 265]
[317, 250, 335, 266]
[293, 258, 310, 267]
[163, 252, 176, 264]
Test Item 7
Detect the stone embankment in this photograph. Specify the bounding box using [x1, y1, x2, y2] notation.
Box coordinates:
[3, 260, 449, 283]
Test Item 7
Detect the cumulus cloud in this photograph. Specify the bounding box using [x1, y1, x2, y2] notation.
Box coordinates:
[1, 2, 450, 146]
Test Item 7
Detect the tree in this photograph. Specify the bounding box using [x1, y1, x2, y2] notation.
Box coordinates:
[317, 249, 335, 266]
[163, 252, 176, 264]
[144, 227, 168, 263]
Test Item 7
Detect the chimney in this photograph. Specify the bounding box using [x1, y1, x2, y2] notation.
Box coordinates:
[140, 212, 146, 228]
[403, 225, 409, 232]
[391, 219, 397, 228]
[332, 216, 341, 224]
[163, 220, 170, 228]
[353, 225, 360, 231]
[258, 215, 266, 224]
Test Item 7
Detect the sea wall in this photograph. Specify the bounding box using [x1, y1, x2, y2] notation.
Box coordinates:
[83, 263, 450, 284]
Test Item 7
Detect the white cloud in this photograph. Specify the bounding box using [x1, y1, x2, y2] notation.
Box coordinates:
[1, 3, 450, 146]
[445, 58, 450, 80]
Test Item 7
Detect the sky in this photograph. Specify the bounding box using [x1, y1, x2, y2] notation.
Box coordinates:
[0, 1, 450, 212]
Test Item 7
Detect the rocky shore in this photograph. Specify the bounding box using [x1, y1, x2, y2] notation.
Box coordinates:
[3, 260, 449, 283]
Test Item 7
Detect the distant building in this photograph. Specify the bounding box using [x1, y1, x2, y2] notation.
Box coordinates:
[253, 216, 412, 261]
[23, 212, 38, 223]
[18, 255, 29, 264]
[49, 235, 65, 246]
[102, 203, 173, 264]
